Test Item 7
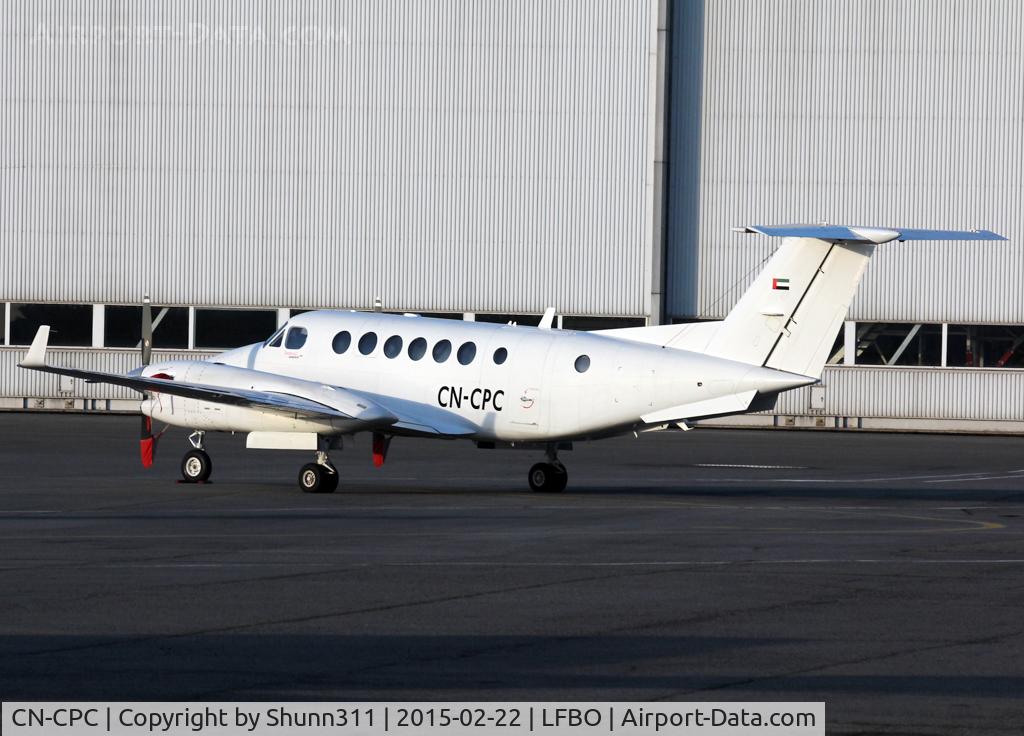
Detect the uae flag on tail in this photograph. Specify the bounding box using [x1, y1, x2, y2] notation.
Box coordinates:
[772, 277, 790, 291]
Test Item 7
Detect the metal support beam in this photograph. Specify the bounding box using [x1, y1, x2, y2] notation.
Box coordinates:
[647, 0, 671, 325]
[91, 304, 104, 348]
[829, 320, 857, 365]
[941, 323, 948, 367]
[886, 324, 922, 366]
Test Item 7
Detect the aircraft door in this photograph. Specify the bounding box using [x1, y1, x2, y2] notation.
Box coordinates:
[507, 385, 543, 432]
[504, 335, 555, 433]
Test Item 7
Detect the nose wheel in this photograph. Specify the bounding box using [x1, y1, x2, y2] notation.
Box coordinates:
[181, 449, 212, 483]
[180, 431, 212, 483]
[528, 461, 567, 493]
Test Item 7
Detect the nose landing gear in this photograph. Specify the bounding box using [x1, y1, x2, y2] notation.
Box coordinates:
[180, 431, 212, 483]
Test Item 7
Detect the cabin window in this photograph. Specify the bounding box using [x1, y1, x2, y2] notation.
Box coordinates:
[332, 330, 351, 354]
[358, 332, 378, 355]
[408, 337, 427, 360]
[384, 335, 403, 358]
[285, 327, 308, 350]
[493, 347, 508, 365]
[432, 339, 452, 363]
[574, 354, 591, 373]
[457, 341, 476, 365]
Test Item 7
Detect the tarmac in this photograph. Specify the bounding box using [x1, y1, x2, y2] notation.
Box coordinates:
[2, 413, 1024, 734]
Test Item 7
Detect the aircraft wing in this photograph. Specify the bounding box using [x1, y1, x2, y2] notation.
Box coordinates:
[361, 392, 479, 437]
[18, 326, 389, 423]
[18, 326, 476, 436]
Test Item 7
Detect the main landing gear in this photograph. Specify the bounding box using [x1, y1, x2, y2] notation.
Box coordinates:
[177, 431, 340, 493]
[298, 447, 338, 494]
[180, 431, 212, 483]
[528, 445, 568, 493]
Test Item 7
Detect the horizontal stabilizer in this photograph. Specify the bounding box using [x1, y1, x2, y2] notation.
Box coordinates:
[735, 225, 1006, 243]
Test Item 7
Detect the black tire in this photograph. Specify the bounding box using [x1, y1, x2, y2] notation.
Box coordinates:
[181, 449, 212, 483]
[321, 469, 339, 494]
[299, 463, 338, 494]
[528, 462, 567, 493]
[550, 464, 568, 493]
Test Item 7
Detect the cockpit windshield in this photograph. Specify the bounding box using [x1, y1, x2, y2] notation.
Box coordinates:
[264, 324, 287, 348]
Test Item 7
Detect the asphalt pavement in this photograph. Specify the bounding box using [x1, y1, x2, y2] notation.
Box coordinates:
[2, 413, 1024, 734]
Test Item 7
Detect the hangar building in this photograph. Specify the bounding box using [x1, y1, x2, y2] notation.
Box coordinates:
[2, 0, 1022, 432]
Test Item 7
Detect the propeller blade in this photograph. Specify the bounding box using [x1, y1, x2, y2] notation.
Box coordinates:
[140, 415, 156, 468]
[141, 296, 153, 366]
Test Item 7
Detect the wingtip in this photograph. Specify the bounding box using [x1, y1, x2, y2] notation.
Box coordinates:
[18, 325, 50, 368]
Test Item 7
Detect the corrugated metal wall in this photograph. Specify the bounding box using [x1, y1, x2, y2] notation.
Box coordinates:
[772, 366, 1024, 421]
[668, 0, 1024, 323]
[1, 0, 658, 316]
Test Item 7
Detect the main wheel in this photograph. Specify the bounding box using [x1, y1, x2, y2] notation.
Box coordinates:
[528, 462, 568, 493]
[549, 464, 568, 492]
[181, 449, 212, 483]
[299, 463, 338, 494]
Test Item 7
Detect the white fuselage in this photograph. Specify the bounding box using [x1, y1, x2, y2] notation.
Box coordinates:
[141, 311, 802, 442]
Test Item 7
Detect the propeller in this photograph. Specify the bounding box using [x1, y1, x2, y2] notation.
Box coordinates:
[139, 296, 157, 468]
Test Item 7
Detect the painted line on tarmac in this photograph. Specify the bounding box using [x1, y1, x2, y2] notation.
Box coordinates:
[693, 463, 806, 469]
[693, 469, 1024, 484]
[925, 473, 1024, 484]
[385, 565, 1024, 569]
[79, 558, 1024, 570]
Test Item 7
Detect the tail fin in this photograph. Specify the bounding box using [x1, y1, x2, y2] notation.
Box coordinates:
[694, 225, 1006, 379]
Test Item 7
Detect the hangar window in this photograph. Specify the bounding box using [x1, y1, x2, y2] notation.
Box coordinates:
[107, 305, 189, 349]
[285, 327, 308, 350]
[844, 324, 944, 367]
[332, 330, 351, 354]
[493, 347, 508, 365]
[358, 332, 378, 355]
[10, 303, 93, 347]
[195, 309, 277, 349]
[408, 337, 427, 360]
[574, 355, 591, 373]
[828, 323, 1024, 368]
[432, 339, 452, 363]
[457, 341, 476, 365]
[947, 325, 1024, 368]
[384, 335, 403, 358]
